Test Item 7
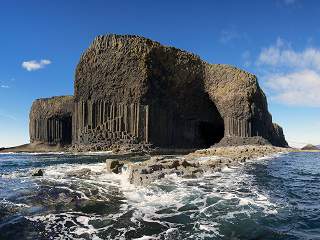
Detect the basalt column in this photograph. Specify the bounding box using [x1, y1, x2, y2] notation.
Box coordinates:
[73, 101, 149, 146]
[224, 117, 252, 138]
[73, 34, 288, 148]
[29, 96, 73, 145]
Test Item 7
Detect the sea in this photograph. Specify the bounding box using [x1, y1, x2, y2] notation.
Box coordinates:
[0, 151, 319, 240]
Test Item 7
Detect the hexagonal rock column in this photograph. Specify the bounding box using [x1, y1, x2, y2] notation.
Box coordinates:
[29, 96, 73, 145]
[72, 34, 287, 148]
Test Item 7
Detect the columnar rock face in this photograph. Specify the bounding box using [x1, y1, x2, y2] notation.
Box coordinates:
[204, 64, 287, 146]
[73, 34, 288, 148]
[29, 34, 288, 149]
[29, 96, 73, 145]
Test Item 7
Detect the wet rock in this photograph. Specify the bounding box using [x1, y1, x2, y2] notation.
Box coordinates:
[105, 160, 124, 174]
[181, 160, 193, 168]
[66, 168, 91, 177]
[127, 145, 292, 186]
[32, 169, 44, 177]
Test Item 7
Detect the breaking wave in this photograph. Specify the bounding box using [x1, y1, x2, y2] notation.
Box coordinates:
[0, 152, 319, 239]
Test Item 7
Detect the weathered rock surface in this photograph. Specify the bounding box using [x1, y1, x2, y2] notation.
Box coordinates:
[26, 34, 288, 152]
[105, 160, 124, 174]
[214, 136, 271, 147]
[204, 65, 288, 147]
[72, 34, 287, 151]
[66, 168, 91, 177]
[32, 169, 44, 177]
[29, 96, 73, 145]
[118, 145, 290, 185]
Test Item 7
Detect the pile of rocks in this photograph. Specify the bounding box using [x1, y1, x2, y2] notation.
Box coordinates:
[213, 136, 271, 147]
[69, 142, 154, 153]
[105, 145, 290, 186]
[189, 145, 286, 162]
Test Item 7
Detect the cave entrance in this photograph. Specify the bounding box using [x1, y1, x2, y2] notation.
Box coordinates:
[198, 120, 224, 148]
[47, 116, 72, 145]
[61, 116, 72, 145]
[198, 102, 224, 148]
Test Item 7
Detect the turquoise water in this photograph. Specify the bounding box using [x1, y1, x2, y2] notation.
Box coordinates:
[0, 152, 320, 240]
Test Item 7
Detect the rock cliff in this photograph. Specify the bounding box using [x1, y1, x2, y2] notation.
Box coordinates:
[28, 34, 287, 149]
[204, 64, 287, 146]
[29, 96, 73, 145]
[73, 34, 287, 149]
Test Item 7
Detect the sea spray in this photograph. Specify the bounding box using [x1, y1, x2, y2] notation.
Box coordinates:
[1, 152, 320, 239]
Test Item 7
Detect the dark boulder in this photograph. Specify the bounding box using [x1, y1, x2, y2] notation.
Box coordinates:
[105, 160, 124, 174]
[32, 169, 44, 177]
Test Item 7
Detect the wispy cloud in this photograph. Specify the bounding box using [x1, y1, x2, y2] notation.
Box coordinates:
[257, 38, 320, 107]
[242, 50, 251, 67]
[219, 26, 249, 44]
[22, 59, 51, 71]
[0, 112, 16, 121]
[283, 0, 298, 5]
[265, 69, 320, 107]
[258, 38, 320, 70]
[0, 79, 11, 89]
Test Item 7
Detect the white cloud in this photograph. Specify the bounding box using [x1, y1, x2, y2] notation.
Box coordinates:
[0, 112, 16, 121]
[258, 38, 320, 70]
[0, 85, 9, 88]
[265, 69, 320, 107]
[220, 29, 240, 43]
[22, 59, 51, 71]
[257, 38, 320, 107]
[219, 26, 248, 44]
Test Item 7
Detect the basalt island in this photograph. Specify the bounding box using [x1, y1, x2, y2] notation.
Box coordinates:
[1, 34, 291, 181]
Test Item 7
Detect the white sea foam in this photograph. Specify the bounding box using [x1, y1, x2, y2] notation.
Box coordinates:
[27, 212, 102, 239]
[0, 199, 30, 208]
[132, 236, 158, 240]
[2, 152, 283, 239]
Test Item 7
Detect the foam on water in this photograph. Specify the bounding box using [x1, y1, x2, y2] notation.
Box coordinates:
[1, 152, 319, 239]
[20, 159, 274, 239]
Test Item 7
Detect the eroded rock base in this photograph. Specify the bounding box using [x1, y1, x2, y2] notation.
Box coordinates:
[105, 145, 290, 186]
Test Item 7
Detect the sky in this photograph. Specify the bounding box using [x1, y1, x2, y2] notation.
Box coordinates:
[0, 0, 319, 148]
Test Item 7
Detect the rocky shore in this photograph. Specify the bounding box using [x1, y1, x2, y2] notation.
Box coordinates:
[105, 145, 291, 185]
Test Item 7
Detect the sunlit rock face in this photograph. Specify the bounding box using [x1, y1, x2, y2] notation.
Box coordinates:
[29, 96, 73, 145]
[29, 34, 287, 149]
[73, 34, 288, 148]
[204, 64, 287, 147]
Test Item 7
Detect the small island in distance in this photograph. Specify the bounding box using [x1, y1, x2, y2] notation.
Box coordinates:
[301, 144, 320, 151]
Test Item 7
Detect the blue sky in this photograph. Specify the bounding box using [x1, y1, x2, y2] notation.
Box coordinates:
[0, 0, 319, 147]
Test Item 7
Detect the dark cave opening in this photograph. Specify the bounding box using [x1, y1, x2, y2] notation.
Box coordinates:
[47, 116, 72, 145]
[62, 116, 72, 144]
[198, 120, 225, 148]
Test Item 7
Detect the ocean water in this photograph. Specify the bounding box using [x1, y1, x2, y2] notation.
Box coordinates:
[0, 151, 320, 240]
